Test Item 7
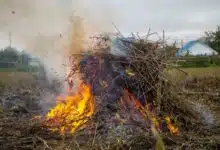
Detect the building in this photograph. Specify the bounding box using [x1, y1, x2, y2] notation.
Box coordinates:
[176, 40, 218, 56]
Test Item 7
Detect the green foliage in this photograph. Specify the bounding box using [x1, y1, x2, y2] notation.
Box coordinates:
[0, 46, 40, 72]
[177, 56, 220, 68]
[0, 47, 19, 62]
[204, 26, 220, 54]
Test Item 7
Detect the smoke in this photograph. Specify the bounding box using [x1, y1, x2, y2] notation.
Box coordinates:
[0, 0, 121, 76]
[0, 0, 71, 80]
[0, 0, 122, 111]
[194, 103, 214, 127]
[71, 0, 120, 34]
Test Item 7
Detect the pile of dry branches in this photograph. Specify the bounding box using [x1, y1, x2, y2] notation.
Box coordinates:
[0, 31, 220, 149]
[63, 33, 180, 143]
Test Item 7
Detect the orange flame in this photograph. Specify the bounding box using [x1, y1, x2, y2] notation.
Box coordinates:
[45, 83, 95, 134]
[164, 116, 179, 135]
[124, 89, 179, 135]
[125, 90, 160, 129]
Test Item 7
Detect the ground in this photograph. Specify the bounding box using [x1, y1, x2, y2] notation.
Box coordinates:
[0, 67, 220, 150]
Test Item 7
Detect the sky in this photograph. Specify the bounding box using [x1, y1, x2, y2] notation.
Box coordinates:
[65, 0, 220, 42]
[0, 0, 219, 49]
[0, 0, 218, 84]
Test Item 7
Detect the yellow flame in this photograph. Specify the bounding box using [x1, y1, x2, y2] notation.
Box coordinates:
[164, 116, 179, 135]
[45, 83, 95, 134]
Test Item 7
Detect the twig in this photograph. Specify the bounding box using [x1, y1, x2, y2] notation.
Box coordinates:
[35, 136, 52, 150]
[112, 22, 124, 38]
[92, 122, 99, 145]
[145, 28, 151, 40]
[179, 90, 219, 96]
[75, 140, 81, 150]
[167, 65, 188, 75]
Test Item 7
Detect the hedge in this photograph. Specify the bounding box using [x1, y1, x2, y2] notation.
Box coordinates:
[177, 56, 220, 68]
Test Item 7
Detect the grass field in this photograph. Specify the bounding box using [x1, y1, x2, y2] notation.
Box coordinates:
[182, 67, 220, 76]
[166, 66, 220, 83]
[0, 71, 38, 88]
[0, 67, 219, 84]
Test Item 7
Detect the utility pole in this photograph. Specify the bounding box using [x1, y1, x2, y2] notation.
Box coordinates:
[181, 39, 184, 49]
[162, 30, 166, 59]
[181, 39, 184, 55]
[9, 32, 12, 47]
[162, 30, 165, 50]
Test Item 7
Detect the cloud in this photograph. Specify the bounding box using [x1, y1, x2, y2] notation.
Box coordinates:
[79, 0, 220, 39]
[0, 0, 219, 47]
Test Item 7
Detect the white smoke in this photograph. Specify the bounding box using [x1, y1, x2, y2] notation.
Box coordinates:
[0, 0, 123, 111]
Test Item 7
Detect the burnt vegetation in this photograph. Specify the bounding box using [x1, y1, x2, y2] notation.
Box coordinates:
[0, 31, 220, 150]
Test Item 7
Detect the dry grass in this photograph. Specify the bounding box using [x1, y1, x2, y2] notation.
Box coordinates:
[0, 33, 220, 149]
[0, 69, 220, 150]
[166, 67, 220, 84]
[183, 67, 220, 76]
[0, 72, 37, 85]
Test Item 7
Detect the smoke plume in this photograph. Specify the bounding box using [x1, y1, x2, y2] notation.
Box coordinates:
[0, 0, 121, 77]
[0, 0, 121, 111]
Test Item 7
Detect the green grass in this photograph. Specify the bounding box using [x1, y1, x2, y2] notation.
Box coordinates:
[176, 56, 220, 68]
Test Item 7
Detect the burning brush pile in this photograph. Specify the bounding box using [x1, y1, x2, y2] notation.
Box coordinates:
[41, 34, 180, 147]
[1, 33, 219, 150]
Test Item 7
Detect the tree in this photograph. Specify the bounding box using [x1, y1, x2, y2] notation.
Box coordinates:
[204, 26, 220, 54]
[0, 46, 19, 62]
[0, 47, 35, 70]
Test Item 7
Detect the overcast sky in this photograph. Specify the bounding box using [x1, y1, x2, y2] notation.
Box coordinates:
[68, 0, 220, 42]
[0, 0, 219, 49]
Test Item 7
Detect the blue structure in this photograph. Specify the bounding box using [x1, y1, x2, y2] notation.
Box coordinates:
[176, 40, 218, 57]
[176, 40, 197, 57]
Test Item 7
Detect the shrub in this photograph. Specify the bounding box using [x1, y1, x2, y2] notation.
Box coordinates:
[177, 56, 220, 68]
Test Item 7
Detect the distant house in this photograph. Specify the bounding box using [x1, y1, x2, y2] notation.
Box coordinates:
[176, 40, 218, 57]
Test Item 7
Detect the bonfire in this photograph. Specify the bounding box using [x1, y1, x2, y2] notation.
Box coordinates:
[1, 31, 219, 150]
[41, 33, 179, 148]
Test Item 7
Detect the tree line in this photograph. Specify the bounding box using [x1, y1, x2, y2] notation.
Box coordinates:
[0, 47, 30, 64]
[204, 26, 220, 54]
[0, 46, 40, 72]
